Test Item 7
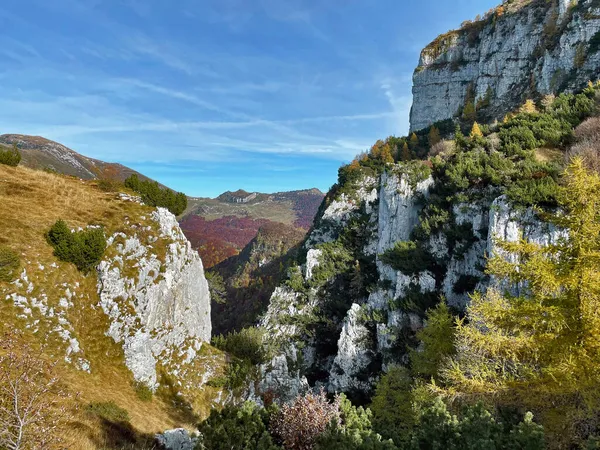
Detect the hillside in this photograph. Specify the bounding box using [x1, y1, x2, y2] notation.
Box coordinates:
[0, 134, 161, 184]
[181, 188, 324, 268]
[411, 0, 600, 131]
[210, 222, 306, 335]
[0, 164, 227, 449]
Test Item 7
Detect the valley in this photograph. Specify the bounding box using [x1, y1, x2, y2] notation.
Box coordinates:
[2, 0, 600, 449]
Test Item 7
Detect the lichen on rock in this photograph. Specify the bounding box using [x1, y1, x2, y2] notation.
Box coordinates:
[97, 207, 211, 388]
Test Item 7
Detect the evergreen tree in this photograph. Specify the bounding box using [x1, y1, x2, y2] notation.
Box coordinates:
[409, 133, 419, 150]
[410, 302, 456, 380]
[0, 144, 21, 167]
[443, 158, 600, 436]
[401, 143, 411, 162]
[428, 126, 442, 148]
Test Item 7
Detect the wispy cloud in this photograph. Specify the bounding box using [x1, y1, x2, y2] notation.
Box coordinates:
[0, 0, 504, 195]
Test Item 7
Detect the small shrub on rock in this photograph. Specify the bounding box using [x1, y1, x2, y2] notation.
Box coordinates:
[0, 144, 21, 166]
[380, 241, 433, 276]
[0, 246, 20, 282]
[46, 220, 107, 274]
[125, 174, 187, 215]
[212, 327, 268, 365]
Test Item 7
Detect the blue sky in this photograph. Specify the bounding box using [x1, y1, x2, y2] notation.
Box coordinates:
[0, 0, 499, 197]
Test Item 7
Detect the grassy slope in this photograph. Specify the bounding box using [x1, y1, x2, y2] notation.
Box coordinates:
[0, 165, 225, 449]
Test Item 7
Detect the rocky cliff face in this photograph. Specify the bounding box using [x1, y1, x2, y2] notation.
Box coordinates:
[98, 207, 212, 388]
[256, 164, 560, 401]
[3, 196, 211, 390]
[410, 0, 600, 131]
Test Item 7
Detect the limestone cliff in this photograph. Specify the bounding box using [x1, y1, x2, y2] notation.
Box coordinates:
[410, 0, 600, 131]
[256, 163, 563, 401]
[97, 206, 212, 388]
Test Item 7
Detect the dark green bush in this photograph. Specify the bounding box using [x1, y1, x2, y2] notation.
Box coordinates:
[46, 220, 107, 274]
[499, 125, 538, 156]
[212, 327, 268, 365]
[410, 399, 545, 450]
[0, 145, 21, 167]
[452, 274, 481, 295]
[86, 401, 130, 423]
[197, 402, 280, 450]
[380, 241, 433, 276]
[0, 246, 20, 282]
[506, 176, 560, 208]
[224, 359, 254, 391]
[316, 395, 396, 450]
[124, 174, 187, 216]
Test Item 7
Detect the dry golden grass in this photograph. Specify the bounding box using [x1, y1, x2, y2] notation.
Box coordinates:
[535, 147, 563, 163]
[0, 165, 224, 449]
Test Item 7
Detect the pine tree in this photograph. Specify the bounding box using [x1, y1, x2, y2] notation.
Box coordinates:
[469, 122, 483, 138]
[409, 133, 419, 150]
[428, 126, 441, 148]
[443, 158, 600, 416]
[400, 142, 411, 162]
[380, 144, 395, 164]
[410, 302, 456, 380]
[462, 102, 476, 122]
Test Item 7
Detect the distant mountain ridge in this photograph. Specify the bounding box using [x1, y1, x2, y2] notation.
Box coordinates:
[2, 132, 326, 270]
[0, 134, 159, 185]
[182, 187, 325, 268]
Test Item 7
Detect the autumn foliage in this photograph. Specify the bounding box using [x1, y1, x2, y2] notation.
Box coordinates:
[271, 389, 341, 450]
[0, 332, 73, 450]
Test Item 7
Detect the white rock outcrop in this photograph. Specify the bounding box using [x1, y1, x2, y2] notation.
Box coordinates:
[328, 304, 373, 393]
[97, 207, 211, 387]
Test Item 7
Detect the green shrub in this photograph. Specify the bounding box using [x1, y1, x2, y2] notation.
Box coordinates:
[410, 398, 545, 450]
[97, 179, 123, 192]
[316, 394, 397, 450]
[132, 382, 153, 402]
[394, 283, 438, 316]
[86, 401, 130, 423]
[506, 176, 560, 208]
[499, 125, 538, 155]
[46, 220, 107, 274]
[212, 327, 268, 365]
[380, 241, 433, 276]
[224, 359, 254, 391]
[309, 241, 354, 287]
[370, 366, 416, 446]
[0, 145, 21, 167]
[410, 303, 456, 380]
[124, 174, 187, 216]
[413, 205, 450, 239]
[205, 270, 227, 305]
[197, 401, 280, 450]
[0, 246, 20, 282]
